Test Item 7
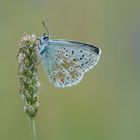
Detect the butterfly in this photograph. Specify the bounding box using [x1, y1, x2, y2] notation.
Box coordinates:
[38, 22, 101, 88]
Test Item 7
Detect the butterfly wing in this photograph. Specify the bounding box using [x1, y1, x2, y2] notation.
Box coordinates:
[41, 39, 101, 88]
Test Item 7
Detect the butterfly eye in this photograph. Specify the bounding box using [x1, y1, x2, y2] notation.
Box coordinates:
[43, 36, 48, 40]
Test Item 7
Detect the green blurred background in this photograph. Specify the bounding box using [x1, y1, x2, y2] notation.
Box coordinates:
[0, 0, 140, 140]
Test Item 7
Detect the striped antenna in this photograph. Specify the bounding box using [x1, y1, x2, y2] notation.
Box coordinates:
[42, 21, 50, 37]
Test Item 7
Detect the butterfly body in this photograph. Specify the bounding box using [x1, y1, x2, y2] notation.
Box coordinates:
[38, 34, 101, 88]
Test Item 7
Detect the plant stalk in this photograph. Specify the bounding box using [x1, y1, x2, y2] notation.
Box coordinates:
[28, 117, 37, 140]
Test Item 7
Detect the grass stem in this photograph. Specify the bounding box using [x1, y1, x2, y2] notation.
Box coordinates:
[28, 117, 37, 140]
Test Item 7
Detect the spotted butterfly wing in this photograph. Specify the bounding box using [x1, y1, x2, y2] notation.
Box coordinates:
[39, 38, 101, 88]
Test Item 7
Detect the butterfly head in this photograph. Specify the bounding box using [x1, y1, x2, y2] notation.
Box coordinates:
[40, 33, 49, 43]
[38, 33, 49, 55]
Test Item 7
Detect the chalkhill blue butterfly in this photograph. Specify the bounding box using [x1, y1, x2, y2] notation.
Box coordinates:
[38, 22, 101, 88]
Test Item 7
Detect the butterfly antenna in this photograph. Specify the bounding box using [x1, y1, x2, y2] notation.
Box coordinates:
[42, 21, 50, 37]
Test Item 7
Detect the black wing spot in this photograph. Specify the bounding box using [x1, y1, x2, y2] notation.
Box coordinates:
[70, 67, 73, 71]
[72, 50, 74, 54]
[67, 76, 70, 80]
[52, 72, 56, 75]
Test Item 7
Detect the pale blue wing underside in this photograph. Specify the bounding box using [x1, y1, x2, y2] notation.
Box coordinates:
[41, 39, 101, 88]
